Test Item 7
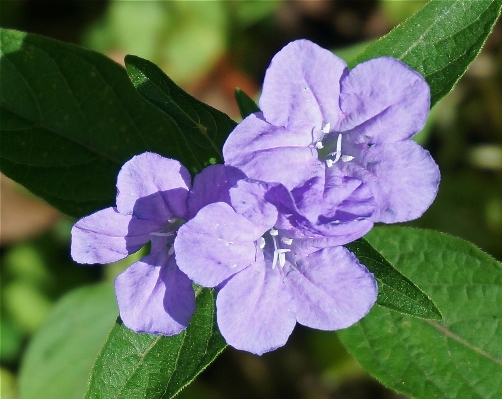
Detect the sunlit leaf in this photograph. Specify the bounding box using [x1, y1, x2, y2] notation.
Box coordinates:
[346, 238, 442, 320]
[0, 28, 222, 217]
[339, 227, 502, 399]
[349, 0, 502, 106]
[85, 287, 226, 399]
[124, 55, 236, 168]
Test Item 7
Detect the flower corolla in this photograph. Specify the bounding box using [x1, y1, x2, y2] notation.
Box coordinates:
[71, 152, 228, 336]
[223, 40, 440, 238]
[174, 177, 377, 355]
[70, 39, 441, 356]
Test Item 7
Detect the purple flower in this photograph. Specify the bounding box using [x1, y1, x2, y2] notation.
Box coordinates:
[174, 178, 377, 355]
[71, 152, 228, 335]
[223, 40, 440, 230]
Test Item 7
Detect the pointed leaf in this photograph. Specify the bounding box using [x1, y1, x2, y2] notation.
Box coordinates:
[85, 287, 226, 399]
[124, 55, 237, 166]
[346, 237, 442, 320]
[349, 0, 502, 106]
[234, 88, 260, 119]
[339, 227, 502, 399]
[0, 28, 214, 218]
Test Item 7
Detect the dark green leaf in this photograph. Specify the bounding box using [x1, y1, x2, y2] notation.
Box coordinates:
[339, 227, 502, 399]
[234, 88, 260, 119]
[346, 238, 442, 320]
[19, 283, 117, 399]
[85, 287, 226, 399]
[349, 0, 502, 106]
[0, 28, 218, 218]
[124, 55, 237, 166]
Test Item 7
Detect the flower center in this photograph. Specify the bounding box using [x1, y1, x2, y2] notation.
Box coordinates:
[267, 228, 292, 269]
[150, 217, 184, 255]
[315, 123, 354, 168]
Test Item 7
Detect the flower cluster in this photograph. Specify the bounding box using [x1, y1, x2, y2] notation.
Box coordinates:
[71, 40, 439, 355]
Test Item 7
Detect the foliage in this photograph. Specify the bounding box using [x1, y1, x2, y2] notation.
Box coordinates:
[340, 227, 502, 399]
[1, 1, 501, 398]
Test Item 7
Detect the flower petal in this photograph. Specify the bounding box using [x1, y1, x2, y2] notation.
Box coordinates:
[292, 168, 376, 223]
[216, 259, 296, 355]
[175, 202, 264, 287]
[339, 57, 430, 143]
[116, 152, 191, 221]
[355, 141, 440, 223]
[71, 207, 162, 264]
[229, 179, 278, 231]
[259, 39, 347, 131]
[273, 168, 375, 246]
[223, 113, 320, 190]
[290, 221, 373, 256]
[115, 252, 195, 335]
[188, 164, 234, 219]
[286, 246, 377, 330]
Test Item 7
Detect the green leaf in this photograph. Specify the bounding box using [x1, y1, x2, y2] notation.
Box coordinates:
[234, 88, 260, 119]
[19, 283, 117, 399]
[338, 227, 502, 399]
[0, 28, 221, 218]
[346, 238, 442, 320]
[124, 54, 237, 166]
[85, 287, 226, 399]
[349, 0, 502, 106]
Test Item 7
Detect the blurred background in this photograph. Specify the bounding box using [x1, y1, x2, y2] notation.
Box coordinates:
[1, 1, 501, 398]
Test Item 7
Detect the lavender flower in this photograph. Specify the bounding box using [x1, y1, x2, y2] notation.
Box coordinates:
[71, 152, 228, 335]
[71, 40, 439, 355]
[223, 40, 440, 231]
[175, 178, 377, 355]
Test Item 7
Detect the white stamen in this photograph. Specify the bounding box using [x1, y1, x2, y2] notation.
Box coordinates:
[325, 134, 343, 166]
[259, 237, 266, 249]
[277, 249, 291, 267]
[321, 123, 331, 134]
[276, 249, 291, 254]
[281, 237, 293, 245]
[341, 155, 354, 162]
[315, 141, 324, 149]
[168, 246, 175, 256]
[269, 229, 292, 269]
[332, 134, 342, 163]
[272, 251, 279, 269]
[270, 230, 279, 269]
[168, 217, 177, 224]
[150, 232, 175, 237]
[279, 252, 286, 267]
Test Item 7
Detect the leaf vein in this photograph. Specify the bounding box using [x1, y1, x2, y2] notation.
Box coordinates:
[426, 320, 502, 366]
